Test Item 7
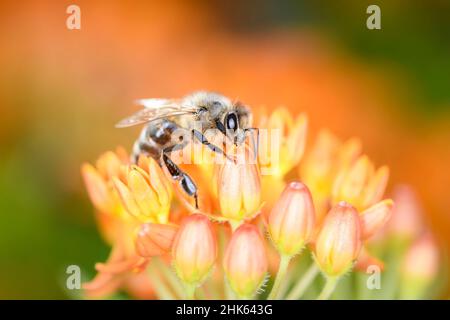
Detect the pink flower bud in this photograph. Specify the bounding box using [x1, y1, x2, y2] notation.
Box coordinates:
[402, 233, 439, 282]
[223, 224, 268, 298]
[389, 185, 423, 239]
[268, 182, 315, 256]
[172, 214, 217, 285]
[216, 151, 261, 222]
[315, 202, 362, 277]
[400, 233, 440, 299]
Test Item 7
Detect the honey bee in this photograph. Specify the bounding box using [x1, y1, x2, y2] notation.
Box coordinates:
[116, 91, 258, 208]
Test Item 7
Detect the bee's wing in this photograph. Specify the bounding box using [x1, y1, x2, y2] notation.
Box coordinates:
[115, 99, 197, 128]
[135, 98, 174, 109]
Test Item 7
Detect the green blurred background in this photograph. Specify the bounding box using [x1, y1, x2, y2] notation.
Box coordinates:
[0, 0, 449, 298]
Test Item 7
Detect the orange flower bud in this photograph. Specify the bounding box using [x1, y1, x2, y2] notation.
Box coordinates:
[268, 182, 315, 256]
[223, 224, 268, 298]
[315, 202, 362, 277]
[216, 153, 261, 222]
[172, 214, 217, 285]
[113, 156, 172, 223]
[360, 199, 393, 240]
[135, 223, 178, 257]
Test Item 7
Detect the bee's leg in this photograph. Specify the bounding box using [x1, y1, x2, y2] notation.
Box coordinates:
[192, 129, 233, 162]
[131, 139, 161, 164]
[244, 127, 260, 160]
[161, 147, 199, 209]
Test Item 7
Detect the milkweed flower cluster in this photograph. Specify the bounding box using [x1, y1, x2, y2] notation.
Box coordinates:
[81, 108, 443, 300]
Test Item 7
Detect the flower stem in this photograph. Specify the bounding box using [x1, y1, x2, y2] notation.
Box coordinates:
[146, 265, 175, 300]
[268, 255, 291, 300]
[184, 283, 196, 300]
[317, 276, 339, 300]
[153, 258, 185, 299]
[224, 278, 237, 300]
[286, 263, 320, 300]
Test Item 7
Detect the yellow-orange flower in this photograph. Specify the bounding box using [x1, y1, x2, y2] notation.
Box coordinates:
[81, 147, 134, 251]
[332, 154, 389, 212]
[268, 181, 315, 256]
[82, 217, 147, 299]
[259, 107, 308, 177]
[79, 100, 421, 300]
[81, 147, 129, 219]
[113, 155, 172, 223]
[223, 223, 268, 298]
[300, 129, 361, 219]
[315, 202, 362, 277]
[81, 150, 157, 298]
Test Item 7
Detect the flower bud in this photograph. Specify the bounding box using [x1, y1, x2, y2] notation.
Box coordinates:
[223, 224, 268, 298]
[360, 199, 393, 240]
[135, 223, 178, 257]
[388, 185, 423, 239]
[268, 182, 315, 256]
[400, 233, 439, 299]
[315, 202, 362, 277]
[216, 152, 261, 222]
[172, 214, 217, 285]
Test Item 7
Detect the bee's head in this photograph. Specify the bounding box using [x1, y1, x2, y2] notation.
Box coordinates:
[224, 111, 243, 145]
[218, 105, 252, 146]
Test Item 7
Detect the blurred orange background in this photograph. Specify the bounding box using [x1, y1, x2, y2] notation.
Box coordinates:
[0, 0, 449, 298]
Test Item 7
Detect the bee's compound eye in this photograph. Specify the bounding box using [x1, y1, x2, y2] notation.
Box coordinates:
[225, 113, 238, 132]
